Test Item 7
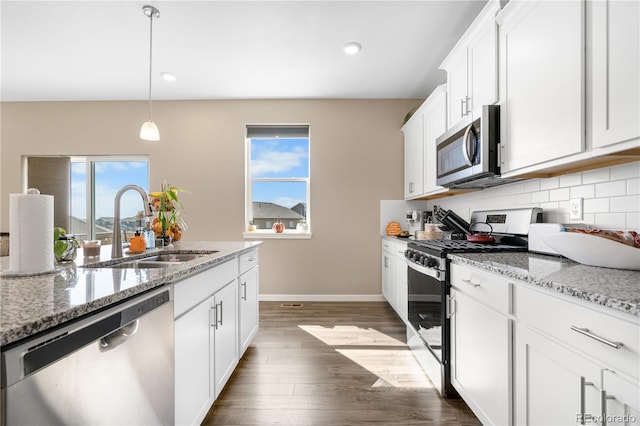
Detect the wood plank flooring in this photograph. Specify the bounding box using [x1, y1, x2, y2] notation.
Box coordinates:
[202, 301, 480, 425]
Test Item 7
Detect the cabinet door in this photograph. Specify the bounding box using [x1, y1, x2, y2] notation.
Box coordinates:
[213, 281, 239, 399]
[175, 298, 214, 426]
[450, 289, 511, 426]
[381, 248, 395, 306]
[468, 18, 498, 120]
[393, 246, 408, 323]
[590, 0, 640, 149]
[602, 370, 640, 425]
[239, 266, 259, 356]
[499, 0, 584, 172]
[515, 324, 601, 426]
[403, 113, 424, 198]
[423, 85, 447, 194]
[447, 51, 469, 128]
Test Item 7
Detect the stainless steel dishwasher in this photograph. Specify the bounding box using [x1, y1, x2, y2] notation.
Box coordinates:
[1, 286, 174, 425]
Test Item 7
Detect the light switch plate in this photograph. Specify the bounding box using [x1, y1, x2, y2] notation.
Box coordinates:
[569, 198, 583, 220]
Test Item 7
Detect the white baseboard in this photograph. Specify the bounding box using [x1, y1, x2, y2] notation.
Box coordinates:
[259, 294, 385, 302]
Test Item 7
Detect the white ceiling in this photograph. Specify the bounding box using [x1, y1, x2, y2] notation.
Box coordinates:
[1, 1, 488, 101]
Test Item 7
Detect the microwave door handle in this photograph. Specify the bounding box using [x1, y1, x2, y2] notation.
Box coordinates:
[462, 124, 475, 166]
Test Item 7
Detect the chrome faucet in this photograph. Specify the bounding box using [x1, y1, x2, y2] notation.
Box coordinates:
[111, 185, 154, 258]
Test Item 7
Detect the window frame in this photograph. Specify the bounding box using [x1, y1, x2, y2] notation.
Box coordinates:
[243, 125, 311, 239]
[71, 155, 150, 242]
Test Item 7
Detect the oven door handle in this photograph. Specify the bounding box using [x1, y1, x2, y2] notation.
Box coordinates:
[407, 259, 442, 280]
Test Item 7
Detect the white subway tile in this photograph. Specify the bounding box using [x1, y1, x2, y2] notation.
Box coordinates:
[610, 195, 640, 213]
[549, 188, 570, 201]
[582, 213, 595, 225]
[498, 182, 526, 196]
[595, 181, 627, 197]
[540, 177, 559, 190]
[626, 213, 640, 230]
[545, 212, 569, 224]
[610, 161, 640, 180]
[523, 180, 540, 193]
[559, 173, 582, 188]
[583, 167, 610, 184]
[570, 184, 595, 199]
[539, 201, 559, 211]
[517, 193, 533, 205]
[584, 198, 609, 213]
[593, 213, 626, 229]
[627, 178, 640, 195]
[532, 191, 549, 203]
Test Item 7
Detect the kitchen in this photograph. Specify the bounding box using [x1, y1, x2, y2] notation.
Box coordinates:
[1, 0, 639, 425]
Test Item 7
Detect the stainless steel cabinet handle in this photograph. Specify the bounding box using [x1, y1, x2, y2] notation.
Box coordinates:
[217, 302, 223, 327]
[461, 278, 481, 288]
[460, 98, 466, 118]
[600, 389, 616, 426]
[570, 326, 623, 349]
[465, 95, 471, 115]
[579, 377, 594, 425]
[409, 182, 414, 194]
[241, 281, 247, 301]
[210, 305, 218, 329]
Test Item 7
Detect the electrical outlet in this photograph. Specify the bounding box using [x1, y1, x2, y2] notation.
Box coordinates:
[569, 198, 583, 220]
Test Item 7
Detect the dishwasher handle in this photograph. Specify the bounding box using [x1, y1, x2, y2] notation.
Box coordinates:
[99, 320, 139, 351]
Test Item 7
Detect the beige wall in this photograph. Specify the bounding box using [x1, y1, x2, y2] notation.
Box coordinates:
[1, 99, 421, 298]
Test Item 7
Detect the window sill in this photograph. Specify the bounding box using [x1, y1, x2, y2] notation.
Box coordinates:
[242, 231, 312, 240]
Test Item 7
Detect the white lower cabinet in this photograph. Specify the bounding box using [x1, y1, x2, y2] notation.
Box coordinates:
[449, 263, 511, 426]
[450, 260, 640, 426]
[239, 265, 259, 356]
[381, 239, 408, 322]
[174, 251, 259, 426]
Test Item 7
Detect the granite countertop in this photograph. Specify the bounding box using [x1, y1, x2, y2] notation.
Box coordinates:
[0, 241, 261, 347]
[448, 252, 640, 317]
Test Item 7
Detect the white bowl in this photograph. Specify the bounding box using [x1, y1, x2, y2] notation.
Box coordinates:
[543, 232, 640, 270]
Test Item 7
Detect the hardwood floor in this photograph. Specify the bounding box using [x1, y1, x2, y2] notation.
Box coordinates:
[202, 301, 480, 425]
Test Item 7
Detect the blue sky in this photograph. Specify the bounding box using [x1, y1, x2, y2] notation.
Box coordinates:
[251, 138, 308, 208]
[71, 161, 149, 220]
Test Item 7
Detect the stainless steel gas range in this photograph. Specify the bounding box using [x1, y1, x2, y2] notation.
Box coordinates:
[404, 208, 541, 398]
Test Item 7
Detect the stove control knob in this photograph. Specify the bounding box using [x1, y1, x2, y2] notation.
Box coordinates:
[404, 249, 411, 258]
[425, 257, 438, 268]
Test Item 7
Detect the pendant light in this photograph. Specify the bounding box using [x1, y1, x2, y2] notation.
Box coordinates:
[140, 5, 160, 141]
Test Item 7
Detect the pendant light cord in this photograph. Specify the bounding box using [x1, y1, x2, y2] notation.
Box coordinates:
[147, 11, 154, 120]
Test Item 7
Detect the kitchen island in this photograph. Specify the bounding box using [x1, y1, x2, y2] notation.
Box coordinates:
[0, 240, 260, 346]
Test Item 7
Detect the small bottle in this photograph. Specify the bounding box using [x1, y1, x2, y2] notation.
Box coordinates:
[144, 223, 155, 249]
[129, 231, 147, 253]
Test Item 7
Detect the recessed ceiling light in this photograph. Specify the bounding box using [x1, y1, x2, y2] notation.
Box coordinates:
[343, 42, 362, 55]
[161, 72, 176, 82]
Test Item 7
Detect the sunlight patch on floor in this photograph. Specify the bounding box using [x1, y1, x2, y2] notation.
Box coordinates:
[297, 325, 405, 347]
[336, 349, 434, 389]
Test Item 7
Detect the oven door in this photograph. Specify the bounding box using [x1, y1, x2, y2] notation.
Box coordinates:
[407, 261, 445, 362]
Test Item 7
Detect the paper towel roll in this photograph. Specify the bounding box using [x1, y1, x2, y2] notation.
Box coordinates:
[9, 192, 54, 273]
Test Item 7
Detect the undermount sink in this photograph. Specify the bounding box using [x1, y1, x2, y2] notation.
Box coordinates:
[82, 251, 219, 269]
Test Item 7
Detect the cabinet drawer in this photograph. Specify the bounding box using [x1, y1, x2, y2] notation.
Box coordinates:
[239, 249, 259, 274]
[450, 263, 511, 314]
[515, 285, 640, 380]
[174, 259, 238, 318]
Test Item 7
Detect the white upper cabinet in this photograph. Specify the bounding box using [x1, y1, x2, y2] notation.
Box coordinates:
[402, 112, 424, 199]
[497, 0, 585, 174]
[422, 85, 447, 195]
[441, 0, 499, 130]
[589, 0, 640, 151]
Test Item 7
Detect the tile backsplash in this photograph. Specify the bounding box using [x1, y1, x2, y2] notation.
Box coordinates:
[425, 161, 640, 231]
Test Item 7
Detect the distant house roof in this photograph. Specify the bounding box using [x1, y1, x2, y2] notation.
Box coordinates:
[291, 202, 306, 217]
[253, 202, 304, 220]
[70, 216, 112, 236]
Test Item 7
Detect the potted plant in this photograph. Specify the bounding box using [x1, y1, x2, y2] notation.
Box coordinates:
[248, 221, 256, 232]
[149, 181, 189, 244]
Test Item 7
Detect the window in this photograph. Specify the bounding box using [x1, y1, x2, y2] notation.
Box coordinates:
[71, 157, 149, 243]
[245, 125, 310, 237]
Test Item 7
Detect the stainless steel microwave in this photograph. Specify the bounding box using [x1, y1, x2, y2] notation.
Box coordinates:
[436, 105, 519, 189]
